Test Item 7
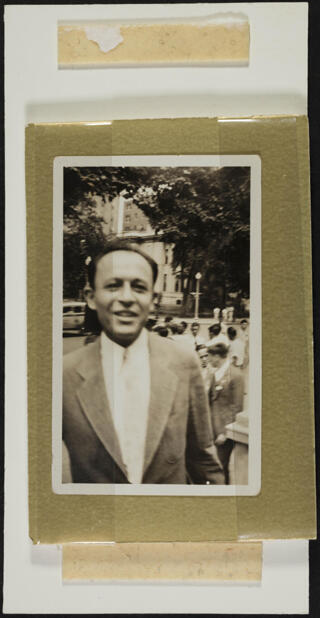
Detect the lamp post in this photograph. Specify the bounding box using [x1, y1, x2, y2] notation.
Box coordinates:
[194, 272, 202, 319]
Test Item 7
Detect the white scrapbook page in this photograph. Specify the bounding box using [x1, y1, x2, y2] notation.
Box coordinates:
[4, 3, 310, 615]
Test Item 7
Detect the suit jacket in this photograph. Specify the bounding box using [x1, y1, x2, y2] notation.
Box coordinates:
[63, 332, 224, 484]
[204, 370, 217, 439]
[211, 365, 244, 438]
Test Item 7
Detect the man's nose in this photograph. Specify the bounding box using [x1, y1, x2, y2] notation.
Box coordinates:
[118, 281, 135, 303]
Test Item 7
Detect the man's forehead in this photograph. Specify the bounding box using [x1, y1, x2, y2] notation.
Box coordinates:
[96, 250, 153, 279]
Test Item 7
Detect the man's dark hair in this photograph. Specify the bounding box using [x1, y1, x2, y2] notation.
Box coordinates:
[158, 326, 168, 338]
[227, 326, 237, 341]
[180, 320, 187, 332]
[196, 344, 207, 352]
[170, 323, 178, 335]
[146, 317, 157, 331]
[87, 239, 158, 289]
[176, 324, 184, 335]
[191, 321, 199, 328]
[240, 318, 248, 325]
[208, 343, 229, 358]
[83, 304, 102, 334]
[209, 323, 221, 335]
[164, 315, 173, 324]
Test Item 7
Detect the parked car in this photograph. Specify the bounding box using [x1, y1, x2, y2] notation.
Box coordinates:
[63, 301, 86, 334]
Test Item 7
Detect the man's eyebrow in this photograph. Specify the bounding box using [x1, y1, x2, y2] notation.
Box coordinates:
[105, 277, 122, 283]
[131, 278, 148, 285]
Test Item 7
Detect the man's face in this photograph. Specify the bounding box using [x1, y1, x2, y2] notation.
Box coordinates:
[198, 349, 209, 368]
[191, 324, 199, 336]
[240, 321, 248, 331]
[87, 250, 154, 346]
[208, 353, 222, 369]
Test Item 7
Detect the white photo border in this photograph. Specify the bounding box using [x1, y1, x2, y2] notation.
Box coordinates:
[52, 154, 261, 496]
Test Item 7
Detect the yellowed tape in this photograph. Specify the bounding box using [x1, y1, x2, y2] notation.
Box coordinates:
[58, 22, 250, 67]
[63, 541, 262, 581]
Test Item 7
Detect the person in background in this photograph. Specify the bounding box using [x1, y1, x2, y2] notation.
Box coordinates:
[170, 322, 195, 348]
[168, 322, 186, 342]
[208, 343, 244, 484]
[176, 323, 184, 336]
[180, 321, 188, 334]
[145, 317, 157, 331]
[190, 321, 205, 350]
[206, 322, 229, 349]
[157, 326, 169, 338]
[239, 318, 249, 368]
[196, 344, 215, 396]
[168, 322, 178, 340]
[227, 326, 245, 368]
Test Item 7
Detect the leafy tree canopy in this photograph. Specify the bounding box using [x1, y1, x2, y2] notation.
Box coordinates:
[63, 165, 250, 308]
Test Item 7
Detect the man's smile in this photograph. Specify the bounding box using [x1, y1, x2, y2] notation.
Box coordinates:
[114, 310, 138, 318]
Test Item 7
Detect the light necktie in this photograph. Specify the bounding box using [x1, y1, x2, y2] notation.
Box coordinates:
[120, 347, 146, 484]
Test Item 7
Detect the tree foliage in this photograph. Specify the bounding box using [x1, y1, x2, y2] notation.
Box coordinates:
[63, 165, 250, 308]
[133, 166, 250, 306]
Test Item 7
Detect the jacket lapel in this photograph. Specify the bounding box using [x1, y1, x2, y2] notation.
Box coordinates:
[143, 335, 178, 476]
[76, 339, 128, 479]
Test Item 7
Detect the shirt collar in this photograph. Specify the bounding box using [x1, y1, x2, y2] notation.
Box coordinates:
[100, 328, 148, 363]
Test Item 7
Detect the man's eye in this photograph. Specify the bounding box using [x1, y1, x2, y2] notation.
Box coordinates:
[133, 284, 147, 292]
[105, 282, 120, 290]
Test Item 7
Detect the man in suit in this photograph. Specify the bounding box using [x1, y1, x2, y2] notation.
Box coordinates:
[196, 344, 215, 397]
[63, 240, 224, 485]
[208, 343, 244, 484]
[196, 344, 217, 438]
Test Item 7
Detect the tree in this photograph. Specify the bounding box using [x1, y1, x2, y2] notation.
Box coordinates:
[63, 165, 250, 311]
[63, 167, 153, 297]
[133, 166, 250, 309]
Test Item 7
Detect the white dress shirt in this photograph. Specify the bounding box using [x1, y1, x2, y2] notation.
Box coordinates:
[214, 358, 231, 384]
[229, 337, 245, 366]
[100, 329, 150, 484]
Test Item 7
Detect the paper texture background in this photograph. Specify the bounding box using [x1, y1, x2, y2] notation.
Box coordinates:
[5, 2, 311, 614]
[26, 116, 315, 544]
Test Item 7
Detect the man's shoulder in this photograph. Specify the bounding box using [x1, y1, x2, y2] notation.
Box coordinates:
[63, 339, 99, 373]
[149, 332, 197, 365]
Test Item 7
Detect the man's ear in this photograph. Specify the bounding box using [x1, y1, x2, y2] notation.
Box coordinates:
[85, 287, 96, 311]
[150, 292, 157, 313]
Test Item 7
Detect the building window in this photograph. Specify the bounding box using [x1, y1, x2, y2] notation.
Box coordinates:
[165, 248, 169, 265]
[163, 274, 167, 292]
[175, 278, 180, 292]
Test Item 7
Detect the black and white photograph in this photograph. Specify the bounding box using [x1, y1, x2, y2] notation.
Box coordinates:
[53, 155, 261, 495]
